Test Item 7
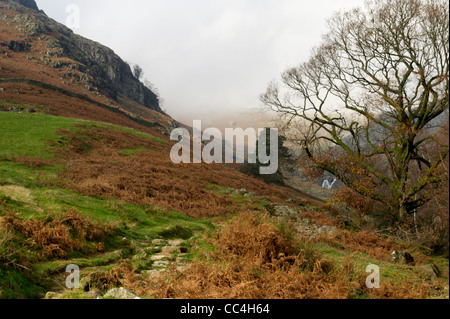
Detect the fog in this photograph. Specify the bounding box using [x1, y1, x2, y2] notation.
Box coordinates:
[36, 0, 363, 128]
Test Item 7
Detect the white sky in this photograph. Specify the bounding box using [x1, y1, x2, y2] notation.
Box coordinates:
[35, 0, 363, 127]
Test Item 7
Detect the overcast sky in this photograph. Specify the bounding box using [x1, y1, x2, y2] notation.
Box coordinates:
[35, 0, 363, 127]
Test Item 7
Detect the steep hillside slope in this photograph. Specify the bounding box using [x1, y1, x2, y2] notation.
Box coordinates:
[0, 0, 175, 132]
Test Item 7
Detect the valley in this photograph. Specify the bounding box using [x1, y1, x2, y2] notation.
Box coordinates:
[0, 0, 448, 301]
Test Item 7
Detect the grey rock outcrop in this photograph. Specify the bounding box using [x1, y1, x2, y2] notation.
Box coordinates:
[53, 34, 162, 113]
[103, 287, 140, 299]
[0, 40, 30, 52]
[1, 0, 163, 114]
[391, 250, 415, 265]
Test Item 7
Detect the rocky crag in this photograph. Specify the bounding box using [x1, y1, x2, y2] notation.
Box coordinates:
[0, 0, 169, 125]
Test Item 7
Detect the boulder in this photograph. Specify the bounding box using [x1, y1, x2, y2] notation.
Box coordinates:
[273, 204, 300, 218]
[391, 250, 415, 265]
[318, 226, 338, 236]
[85, 290, 102, 299]
[234, 188, 248, 195]
[103, 287, 140, 300]
[418, 264, 441, 281]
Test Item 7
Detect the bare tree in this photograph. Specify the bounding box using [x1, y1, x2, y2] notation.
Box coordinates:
[144, 78, 165, 110]
[261, 0, 449, 223]
[133, 64, 144, 80]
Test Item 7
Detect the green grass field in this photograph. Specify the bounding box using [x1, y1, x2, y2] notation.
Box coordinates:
[0, 113, 87, 159]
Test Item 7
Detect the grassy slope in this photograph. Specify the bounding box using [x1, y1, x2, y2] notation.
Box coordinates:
[0, 112, 448, 299]
[0, 113, 212, 298]
[0, 113, 84, 159]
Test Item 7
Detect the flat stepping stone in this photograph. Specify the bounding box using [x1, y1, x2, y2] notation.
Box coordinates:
[151, 254, 173, 261]
[168, 239, 184, 246]
[103, 287, 140, 300]
[153, 260, 170, 268]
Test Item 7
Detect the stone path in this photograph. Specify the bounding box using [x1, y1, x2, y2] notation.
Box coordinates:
[44, 236, 193, 299]
[146, 238, 190, 272]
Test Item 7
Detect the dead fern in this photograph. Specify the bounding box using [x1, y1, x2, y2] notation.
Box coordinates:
[2, 209, 113, 260]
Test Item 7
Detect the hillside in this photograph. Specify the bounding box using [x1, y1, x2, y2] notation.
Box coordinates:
[0, 112, 448, 299]
[0, 0, 448, 301]
[0, 0, 175, 133]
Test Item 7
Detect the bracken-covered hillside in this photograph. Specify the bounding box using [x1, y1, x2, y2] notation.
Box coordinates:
[0, 0, 175, 132]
